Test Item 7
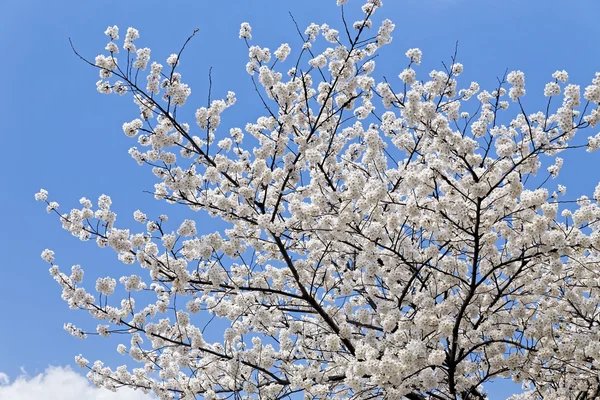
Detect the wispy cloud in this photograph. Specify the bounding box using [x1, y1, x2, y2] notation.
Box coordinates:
[0, 373, 8, 386]
[0, 366, 152, 400]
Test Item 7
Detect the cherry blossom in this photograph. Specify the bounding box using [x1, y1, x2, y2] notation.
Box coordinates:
[38, 1, 600, 399]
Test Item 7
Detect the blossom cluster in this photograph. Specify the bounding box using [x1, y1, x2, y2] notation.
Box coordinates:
[37, 0, 600, 399]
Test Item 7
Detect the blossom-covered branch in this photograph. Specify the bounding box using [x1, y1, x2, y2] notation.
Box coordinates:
[38, 0, 600, 398]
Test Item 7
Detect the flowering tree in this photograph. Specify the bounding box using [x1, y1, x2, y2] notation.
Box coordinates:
[36, 0, 600, 398]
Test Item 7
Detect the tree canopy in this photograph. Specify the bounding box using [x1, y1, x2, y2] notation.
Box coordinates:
[38, 1, 600, 398]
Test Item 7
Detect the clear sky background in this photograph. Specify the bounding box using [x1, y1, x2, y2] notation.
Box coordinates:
[1, 0, 600, 399]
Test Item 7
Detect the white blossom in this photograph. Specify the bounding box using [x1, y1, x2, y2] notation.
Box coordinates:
[37, 2, 600, 399]
[239, 22, 252, 39]
[405, 48, 423, 65]
[41, 249, 55, 263]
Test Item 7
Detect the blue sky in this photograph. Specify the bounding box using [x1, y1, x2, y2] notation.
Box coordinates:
[1, 0, 600, 399]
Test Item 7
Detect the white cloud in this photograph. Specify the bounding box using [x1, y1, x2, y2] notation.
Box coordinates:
[0, 366, 152, 400]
